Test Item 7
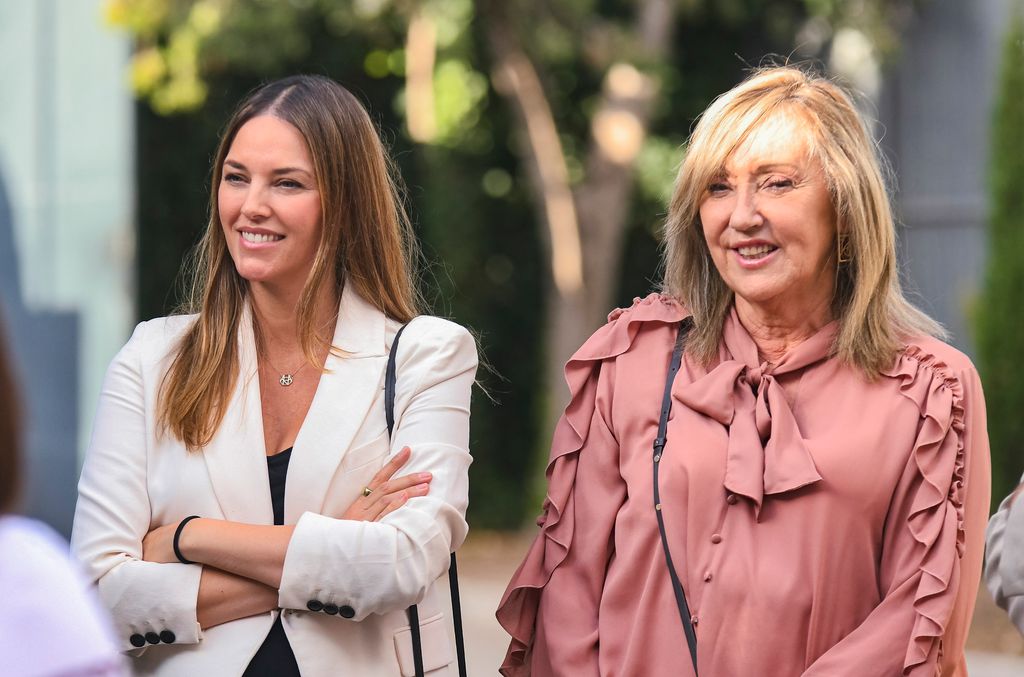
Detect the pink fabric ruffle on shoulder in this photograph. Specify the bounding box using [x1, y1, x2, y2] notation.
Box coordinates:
[497, 294, 990, 677]
[496, 294, 686, 671]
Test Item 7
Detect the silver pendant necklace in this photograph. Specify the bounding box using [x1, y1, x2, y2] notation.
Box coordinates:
[254, 311, 335, 387]
[263, 356, 306, 387]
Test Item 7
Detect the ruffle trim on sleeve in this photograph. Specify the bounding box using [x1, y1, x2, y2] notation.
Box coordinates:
[496, 294, 686, 676]
[882, 344, 967, 674]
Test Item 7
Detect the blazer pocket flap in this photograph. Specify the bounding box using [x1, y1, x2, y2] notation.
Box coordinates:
[339, 430, 389, 473]
[393, 612, 454, 676]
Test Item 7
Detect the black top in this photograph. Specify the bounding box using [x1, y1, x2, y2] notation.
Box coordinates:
[266, 448, 292, 525]
[243, 448, 301, 677]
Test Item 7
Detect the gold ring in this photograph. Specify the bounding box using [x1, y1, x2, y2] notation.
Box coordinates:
[362, 486, 373, 497]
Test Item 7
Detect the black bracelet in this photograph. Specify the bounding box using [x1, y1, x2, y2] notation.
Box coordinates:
[173, 515, 201, 565]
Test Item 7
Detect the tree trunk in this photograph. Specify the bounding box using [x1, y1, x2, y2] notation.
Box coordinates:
[481, 0, 677, 466]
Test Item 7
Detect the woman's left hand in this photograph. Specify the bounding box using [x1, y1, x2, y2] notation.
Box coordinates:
[340, 446, 432, 522]
[142, 520, 191, 564]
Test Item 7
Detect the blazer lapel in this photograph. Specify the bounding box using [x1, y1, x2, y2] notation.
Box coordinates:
[201, 303, 274, 524]
[284, 284, 388, 524]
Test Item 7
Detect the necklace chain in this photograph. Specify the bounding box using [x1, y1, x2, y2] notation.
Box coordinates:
[253, 309, 337, 387]
[261, 354, 306, 387]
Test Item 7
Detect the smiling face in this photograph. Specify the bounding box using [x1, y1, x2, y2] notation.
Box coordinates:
[698, 112, 838, 323]
[218, 115, 323, 294]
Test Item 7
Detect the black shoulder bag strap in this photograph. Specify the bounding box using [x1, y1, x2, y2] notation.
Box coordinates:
[387, 322, 468, 677]
[653, 319, 698, 674]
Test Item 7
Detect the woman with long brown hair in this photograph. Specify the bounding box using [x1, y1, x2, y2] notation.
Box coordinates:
[72, 75, 476, 676]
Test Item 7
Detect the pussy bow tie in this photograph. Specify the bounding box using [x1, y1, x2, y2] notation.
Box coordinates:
[673, 311, 838, 515]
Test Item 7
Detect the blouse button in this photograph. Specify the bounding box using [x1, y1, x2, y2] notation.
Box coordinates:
[703, 571, 713, 582]
[726, 493, 738, 505]
[710, 533, 722, 544]
[690, 613, 699, 625]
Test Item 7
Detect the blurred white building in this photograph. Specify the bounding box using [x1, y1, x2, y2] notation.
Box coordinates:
[881, 0, 1011, 350]
[0, 0, 133, 535]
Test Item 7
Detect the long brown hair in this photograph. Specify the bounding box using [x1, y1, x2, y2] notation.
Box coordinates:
[0, 312, 21, 512]
[662, 65, 942, 376]
[159, 75, 423, 451]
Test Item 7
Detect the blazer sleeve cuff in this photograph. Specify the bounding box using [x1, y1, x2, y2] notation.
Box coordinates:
[97, 561, 203, 653]
[278, 510, 453, 621]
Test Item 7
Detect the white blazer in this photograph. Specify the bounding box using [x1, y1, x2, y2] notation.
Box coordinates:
[70, 284, 477, 677]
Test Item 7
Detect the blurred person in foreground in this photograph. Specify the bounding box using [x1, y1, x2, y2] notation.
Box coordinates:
[985, 475, 1024, 633]
[0, 313, 126, 677]
[497, 66, 990, 676]
[71, 75, 476, 676]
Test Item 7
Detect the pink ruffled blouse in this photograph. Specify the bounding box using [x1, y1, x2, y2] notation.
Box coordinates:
[497, 294, 990, 676]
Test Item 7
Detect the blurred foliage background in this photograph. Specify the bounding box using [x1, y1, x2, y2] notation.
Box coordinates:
[105, 0, 974, 529]
[977, 10, 1024, 513]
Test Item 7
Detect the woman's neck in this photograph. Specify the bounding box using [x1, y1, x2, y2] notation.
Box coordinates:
[249, 279, 337, 353]
[735, 295, 833, 364]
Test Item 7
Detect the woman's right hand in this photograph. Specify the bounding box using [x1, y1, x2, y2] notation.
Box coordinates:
[341, 446, 432, 521]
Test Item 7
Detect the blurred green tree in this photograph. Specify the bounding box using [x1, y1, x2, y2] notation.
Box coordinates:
[976, 11, 1024, 508]
[106, 0, 922, 528]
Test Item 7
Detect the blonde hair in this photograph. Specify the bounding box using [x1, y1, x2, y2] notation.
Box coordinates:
[662, 65, 942, 376]
[159, 75, 423, 451]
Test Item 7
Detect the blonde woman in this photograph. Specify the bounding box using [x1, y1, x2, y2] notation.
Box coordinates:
[72, 75, 476, 676]
[497, 66, 990, 676]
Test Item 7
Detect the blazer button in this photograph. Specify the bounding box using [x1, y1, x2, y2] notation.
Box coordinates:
[726, 493, 738, 505]
[339, 605, 355, 619]
[306, 600, 324, 612]
[160, 630, 176, 644]
[145, 632, 161, 645]
[129, 633, 146, 648]
[322, 603, 339, 615]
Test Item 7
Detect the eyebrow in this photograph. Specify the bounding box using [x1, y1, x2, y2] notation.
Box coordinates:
[752, 163, 799, 174]
[224, 160, 313, 177]
[713, 163, 801, 180]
